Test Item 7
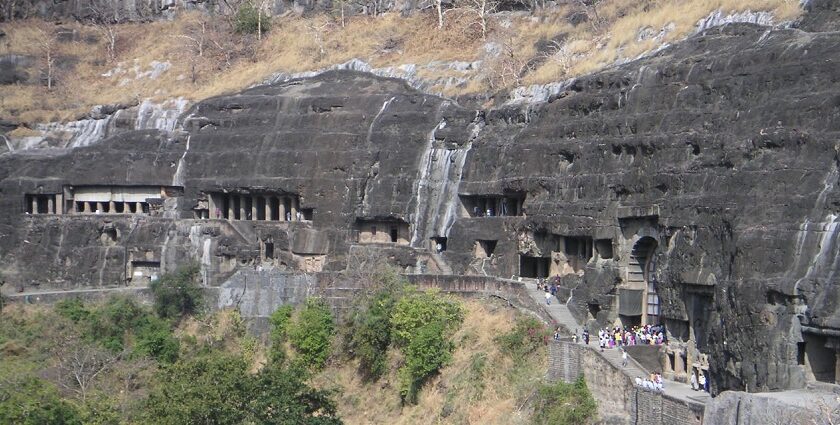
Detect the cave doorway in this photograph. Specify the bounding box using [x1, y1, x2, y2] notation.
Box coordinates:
[431, 237, 447, 253]
[520, 255, 550, 279]
[802, 333, 838, 384]
[629, 236, 659, 325]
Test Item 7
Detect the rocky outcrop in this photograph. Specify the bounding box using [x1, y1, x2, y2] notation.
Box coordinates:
[3, 10, 840, 401]
[705, 389, 840, 424]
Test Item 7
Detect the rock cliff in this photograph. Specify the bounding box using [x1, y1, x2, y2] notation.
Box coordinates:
[3, 13, 840, 398]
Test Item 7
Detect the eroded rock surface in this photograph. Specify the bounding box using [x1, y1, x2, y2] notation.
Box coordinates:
[3, 17, 840, 400]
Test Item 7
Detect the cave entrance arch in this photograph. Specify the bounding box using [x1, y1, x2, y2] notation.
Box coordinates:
[629, 236, 659, 326]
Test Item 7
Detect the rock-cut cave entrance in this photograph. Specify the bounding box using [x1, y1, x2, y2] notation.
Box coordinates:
[622, 236, 660, 326]
[520, 255, 550, 279]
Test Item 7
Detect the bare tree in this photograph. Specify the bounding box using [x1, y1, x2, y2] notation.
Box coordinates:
[541, 40, 575, 76]
[175, 16, 209, 84]
[484, 34, 533, 90]
[450, 0, 499, 40]
[88, 1, 121, 63]
[576, 0, 603, 31]
[256, 0, 271, 41]
[54, 336, 121, 401]
[35, 27, 57, 91]
[305, 19, 335, 63]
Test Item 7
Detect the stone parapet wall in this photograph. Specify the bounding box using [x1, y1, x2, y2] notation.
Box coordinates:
[548, 340, 704, 425]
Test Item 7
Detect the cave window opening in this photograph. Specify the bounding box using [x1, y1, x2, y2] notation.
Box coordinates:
[475, 240, 497, 258]
[587, 302, 601, 320]
[797, 342, 806, 366]
[301, 208, 314, 221]
[371, 226, 377, 236]
[390, 226, 399, 243]
[802, 333, 837, 383]
[40, 195, 50, 214]
[667, 352, 676, 372]
[233, 196, 241, 220]
[114, 202, 125, 213]
[244, 197, 253, 220]
[284, 198, 293, 220]
[256, 197, 266, 220]
[264, 242, 274, 259]
[460, 194, 526, 218]
[432, 237, 447, 253]
[270, 197, 280, 221]
[520, 255, 550, 278]
[141, 203, 150, 214]
[595, 239, 613, 259]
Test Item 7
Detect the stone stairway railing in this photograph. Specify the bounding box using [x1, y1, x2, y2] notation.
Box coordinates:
[523, 281, 710, 423]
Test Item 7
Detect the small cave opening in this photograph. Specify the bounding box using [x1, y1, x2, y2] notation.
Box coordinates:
[595, 239, 613, 259]
[475, 239, 497, 258]
[520, 255, 550, 278]
[432, 237, 447, 253]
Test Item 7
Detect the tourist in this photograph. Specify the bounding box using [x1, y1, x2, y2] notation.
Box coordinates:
[699, 373, 707, 393]
[545, 291, 551, 305]
[582, 329, 590, 345]
[622, 349, 628, 367]
[690, 372, 698, 391]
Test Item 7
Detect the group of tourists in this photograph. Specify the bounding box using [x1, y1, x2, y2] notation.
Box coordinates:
[690, 371, 710, 393]
[540, 282, 560, 305]
[584, 324, 666, 350]
[635, 372, 665, 392]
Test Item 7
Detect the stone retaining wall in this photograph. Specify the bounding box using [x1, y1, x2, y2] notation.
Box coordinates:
[548, 340, 704, 425]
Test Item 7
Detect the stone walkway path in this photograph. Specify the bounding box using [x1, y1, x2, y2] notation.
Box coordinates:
[525, 281, 711, 406]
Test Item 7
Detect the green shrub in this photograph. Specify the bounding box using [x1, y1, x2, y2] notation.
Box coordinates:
[287, 298, 335, 371]
[234, 2, 271, 35]
[149, 264, 203, 320]
[55, 298, 91, 323]
[391, 289, 463, 404]
[58, 296, 179, 363]
[145, 353, 341, 425]
[268, 305, 294, 365]
[532, 377, 597, 425]
[248, 364, 342, 425]
[390, 289, 463, 347]
[399, 321, 454, 404]
[495, 316, 550, 358]
[0, 374, 82, 425]
[144, 352, 250, 424]
[350, 288, 399, 381]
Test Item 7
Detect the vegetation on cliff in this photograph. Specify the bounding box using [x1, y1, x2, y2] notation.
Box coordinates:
[0, 266, 596, 424]
[0, 0, 801, 125]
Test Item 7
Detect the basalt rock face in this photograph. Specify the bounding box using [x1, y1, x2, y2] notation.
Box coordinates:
[3, 19, 840, 396]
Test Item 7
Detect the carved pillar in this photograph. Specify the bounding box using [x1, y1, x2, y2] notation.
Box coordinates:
[252, 196, 258, 221]
[265, 197, 272, 221]
[47, 196, 55, 214]
[239, 195, 247, 220]
[135, 202, 143, 214]
[280, 198, 287, 222]
[227, 194, 235, 220]
[31, 196, 38, 214]
[291, 197, 298, 221]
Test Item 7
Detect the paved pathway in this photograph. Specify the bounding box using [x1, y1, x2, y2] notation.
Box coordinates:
[525, 281, 711, 406]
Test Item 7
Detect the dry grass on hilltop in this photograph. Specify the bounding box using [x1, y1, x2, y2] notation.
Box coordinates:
[0, 0, 801, 125]
[312, 300, 546, 425]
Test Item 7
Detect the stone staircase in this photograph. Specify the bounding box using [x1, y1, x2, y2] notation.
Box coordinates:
[524, 280, 711, 406]
[429, 252, 453, 275]
[525, 281, 582, 336]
